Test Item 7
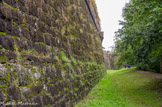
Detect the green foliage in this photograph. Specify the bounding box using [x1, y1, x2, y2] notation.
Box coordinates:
[0, 56, 8, 60]
[23, 18, 26, 23]
[0, 45, 5, 50]
[21, 49, 26, 54]
[37, 42, 45, 46]
[71, 57, 77, 66]
[86, 62, 98, 71]
[3, 2, 17, 11]
[12, 36, 18, 40]
[0, 32, 7, 36]
[60, 51, 70, 62]
[61, 26, 66, 35]
[114, 0, 162, 72]
[77, 0, 82, 2]
[14, 44, 19, 55]
[28, 49, 35, 54]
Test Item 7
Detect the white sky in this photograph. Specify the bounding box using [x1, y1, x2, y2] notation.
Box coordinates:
[96, 0, 129, 51]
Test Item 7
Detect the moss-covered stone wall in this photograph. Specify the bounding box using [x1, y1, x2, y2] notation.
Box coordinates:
[0, 0, 106, 106]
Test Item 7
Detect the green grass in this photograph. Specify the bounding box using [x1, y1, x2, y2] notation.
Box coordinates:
[75, 68, 162, 107]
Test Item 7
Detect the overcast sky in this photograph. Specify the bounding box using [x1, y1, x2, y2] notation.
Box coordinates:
[96, 0, 129, 51]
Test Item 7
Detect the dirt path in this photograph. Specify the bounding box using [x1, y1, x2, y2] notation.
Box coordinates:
[134, 70, 162, 80]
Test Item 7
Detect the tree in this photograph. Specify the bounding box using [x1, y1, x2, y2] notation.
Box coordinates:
[114, 0, 162, 72]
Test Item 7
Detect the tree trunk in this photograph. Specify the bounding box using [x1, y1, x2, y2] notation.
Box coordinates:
[160, 56, 162, 73]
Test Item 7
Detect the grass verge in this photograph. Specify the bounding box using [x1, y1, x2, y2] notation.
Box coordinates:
[75, 68, 162, 107]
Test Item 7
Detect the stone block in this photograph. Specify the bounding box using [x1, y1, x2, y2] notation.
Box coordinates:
[22, 27, 30, 40]
[21, 87, 31, 99]
[7, 86, 20, 101]
[11, 25, 20, 37]
[0, 90, 4, 101]
[0, 19, 6, 32]
[17, 0, 27, 12]
[29, 4, 38, 17]
[31, 85, 42, 95]
[42, 94, 53, 105]
[43, 33, 51, 45]
[11, 9, 18, 21]
[48, 85, 58, 96]
[0, 35, 14, 50]
[1, 5, 12, 20]
[30, 95, 43, 107]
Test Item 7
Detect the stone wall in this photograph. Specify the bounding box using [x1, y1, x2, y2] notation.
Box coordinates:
[0, 0, 106, 106]
[104, 51, 117, 70]
[103, 51, 110, 69]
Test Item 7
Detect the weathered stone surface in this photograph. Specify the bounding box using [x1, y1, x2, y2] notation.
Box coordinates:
[7, 51, 17, 59]
[22, 27, 30, 40]
[11, 9, 18, 21]
[30, 95, 43, 107]
[7, 86, 20, 101]
[0, 35, 14, 50]
[11, 25, 20, 37]
[31, 85, 42, 95]
[48, 85, 59, 96]
[0, 64, 7, 79]
[42, 94, 53, 105]
[29, 4, 38, 17]
[22, 54, 40, 62]
[3, 0, 17, 8]
[0, 0, 106, 106]
[0, 90, 4, 101]
[21, 87, 30, 99]
[0, 79, 7, 86]
[0, 19, 6, 32]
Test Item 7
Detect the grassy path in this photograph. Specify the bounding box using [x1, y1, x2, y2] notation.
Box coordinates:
[75, 68, 162, 107]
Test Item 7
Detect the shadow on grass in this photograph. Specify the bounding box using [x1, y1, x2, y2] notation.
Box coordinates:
[110, 69, 162, 106]
[138, 79, 162, 94]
